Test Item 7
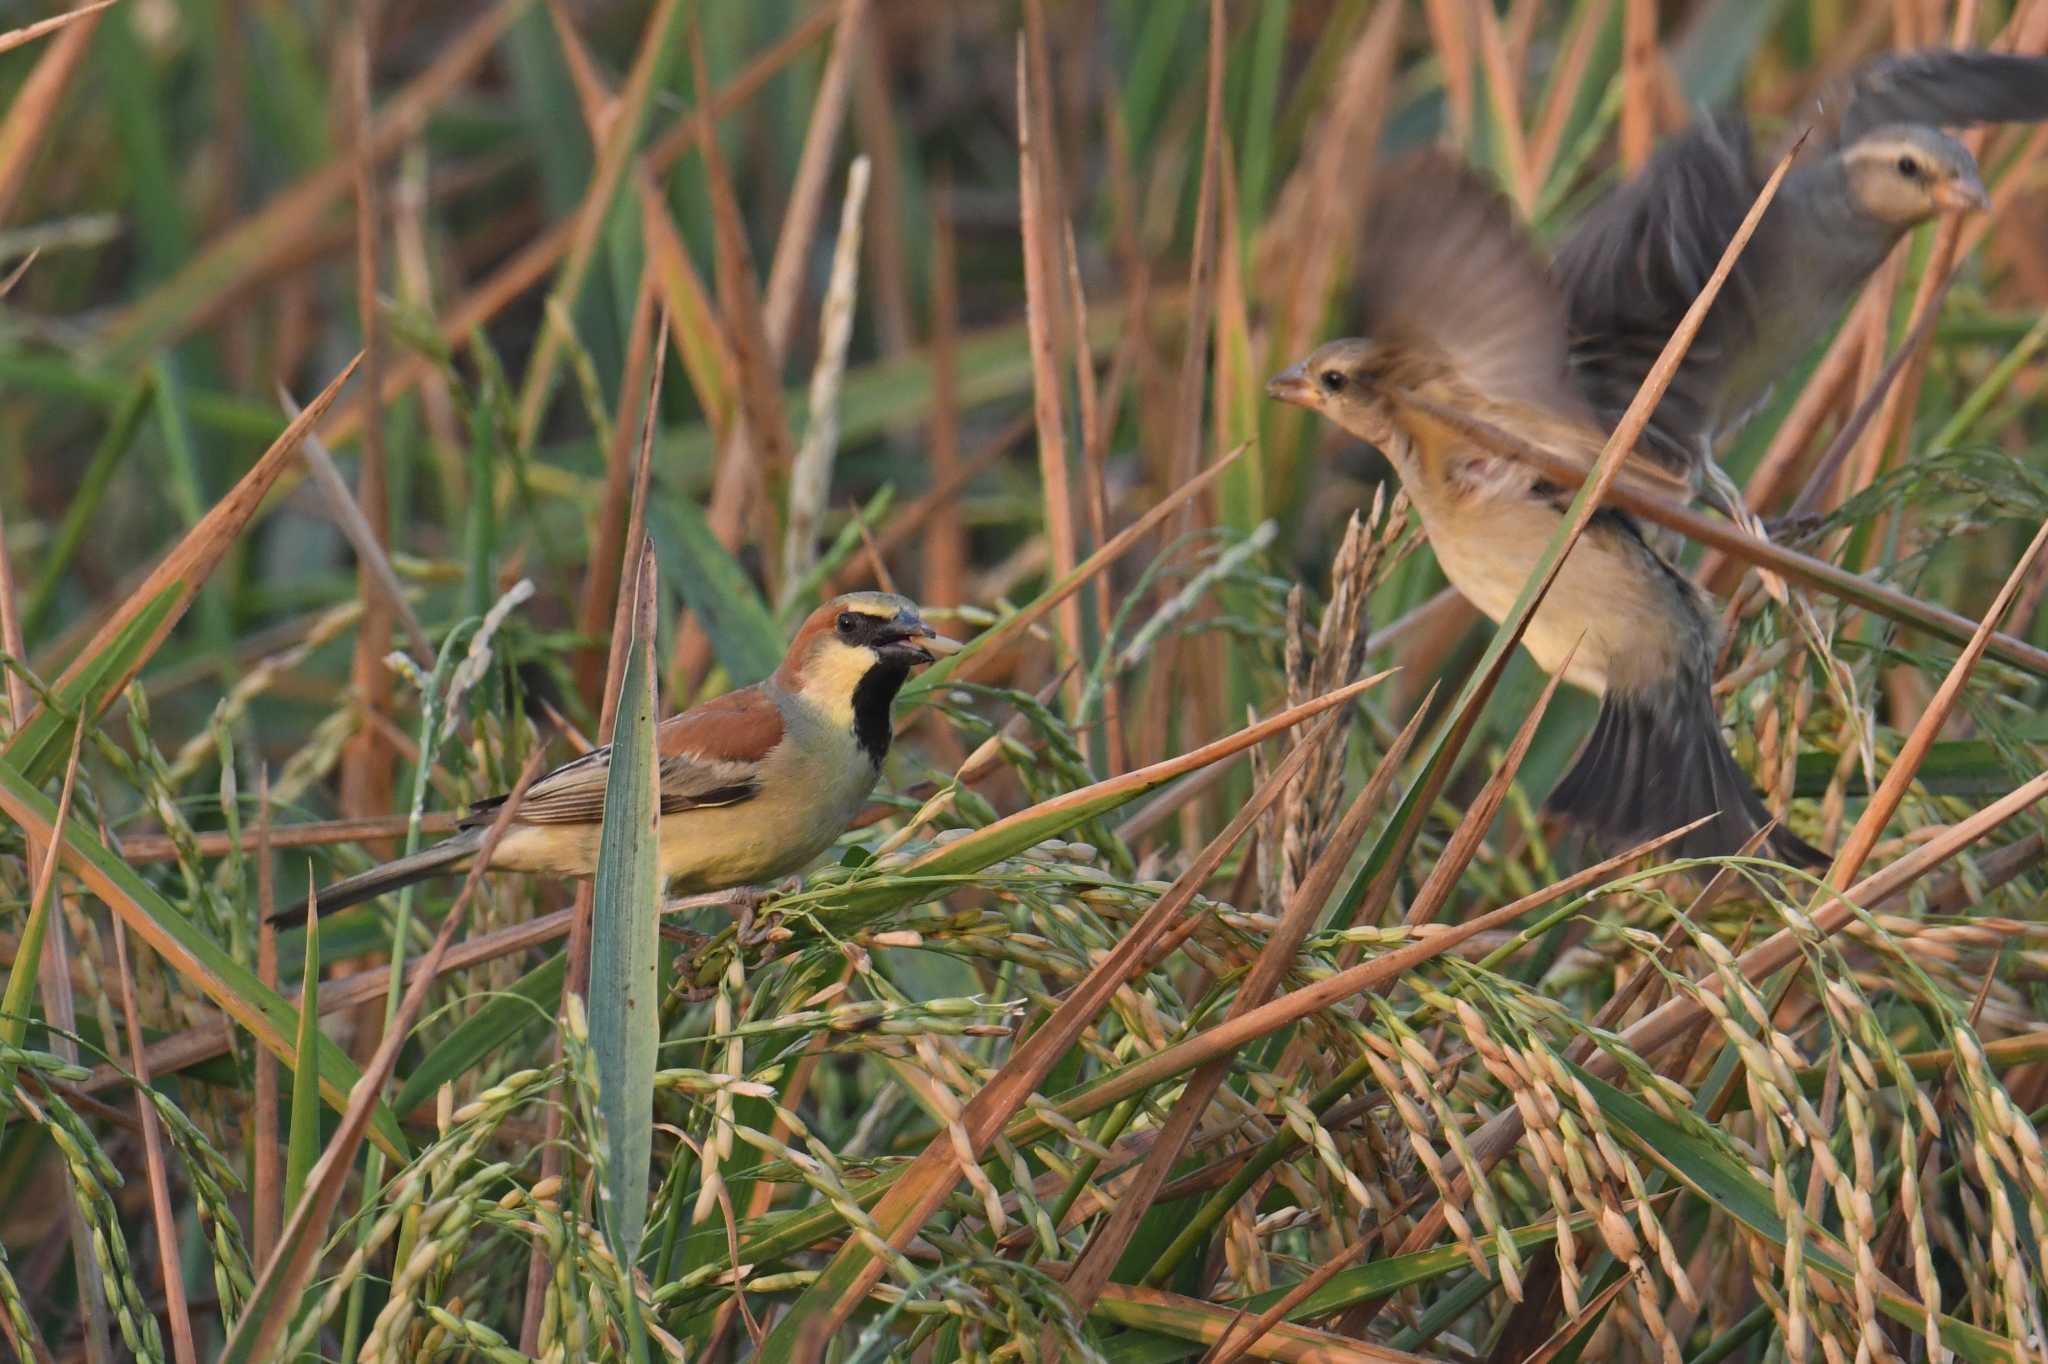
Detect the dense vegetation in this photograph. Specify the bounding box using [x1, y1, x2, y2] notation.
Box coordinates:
[3, 1, 2048, 1360]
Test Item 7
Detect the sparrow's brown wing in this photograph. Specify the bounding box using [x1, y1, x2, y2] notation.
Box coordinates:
[464, 688, 780, 827]
[1831, 49, 2048, 145]
[1553, 112, 1762, 483]
[1366, 151, 1694, 502]
[1361, 150, 1591, 421]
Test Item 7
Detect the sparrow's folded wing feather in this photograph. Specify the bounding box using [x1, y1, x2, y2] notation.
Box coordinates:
[464, 688, 781, 827]
[1367, 152, 1693, 502]
[1553, 113, 1761, 480]
[1835, 50, 2048, 144]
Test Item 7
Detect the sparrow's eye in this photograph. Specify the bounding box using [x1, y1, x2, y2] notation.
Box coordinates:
[1896, 155, 1920, 178]
[836, 612, 858, 636]
[1319, 369, 1347, 394]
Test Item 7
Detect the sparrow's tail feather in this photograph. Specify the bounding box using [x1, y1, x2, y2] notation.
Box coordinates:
[272, 832, 484, 928]
[1547, 682, 1826, 869]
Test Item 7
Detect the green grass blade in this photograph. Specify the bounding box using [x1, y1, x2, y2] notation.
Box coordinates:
[22, 375, 154, 642]
[282, 892, 321, 1214]
[585, 546, 662, 1360]
[6, 586, 179, 785]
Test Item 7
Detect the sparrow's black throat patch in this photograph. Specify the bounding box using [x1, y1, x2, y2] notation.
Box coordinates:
[850, 660, 911, 766]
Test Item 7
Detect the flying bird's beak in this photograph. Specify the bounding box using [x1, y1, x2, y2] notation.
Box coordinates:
[880, 616, 961, 665]
[1934, 171, 1989, 214]
[1266, 362, 1317, 409]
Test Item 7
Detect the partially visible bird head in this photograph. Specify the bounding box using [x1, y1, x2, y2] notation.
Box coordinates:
[1840, 124, 1987, 226]
[1266, 337, 1417, 446]
[778, 592, 959, 706]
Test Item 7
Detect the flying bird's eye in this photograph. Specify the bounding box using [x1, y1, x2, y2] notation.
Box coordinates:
[1319, 369, 1347, 394]
[836, 612, 858, 636]
[1896, 155, 1920, 178]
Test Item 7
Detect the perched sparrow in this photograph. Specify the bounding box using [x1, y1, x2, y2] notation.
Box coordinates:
[1557, 48, 2048, 520]
[281, 593, 959, 923]
[1271, 152, 1819, 866]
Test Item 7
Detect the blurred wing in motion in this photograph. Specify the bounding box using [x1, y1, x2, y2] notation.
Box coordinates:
[1553, 112, 1762, 484]
[1832, 49, 2048, 145]
[1359, 150, 1592, 421]
[1366, 151, 1695, 502]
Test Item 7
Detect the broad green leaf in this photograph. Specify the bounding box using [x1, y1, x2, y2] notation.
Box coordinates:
[588, 612, 662, 1261]
[585, 550, 662, 1364]
[650, 497, 782, 685]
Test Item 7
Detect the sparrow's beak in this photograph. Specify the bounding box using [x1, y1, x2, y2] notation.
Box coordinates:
[1266, 362, 1318, 409]
[880, 617, 962, 665]
[1934, 171, 1989, 214]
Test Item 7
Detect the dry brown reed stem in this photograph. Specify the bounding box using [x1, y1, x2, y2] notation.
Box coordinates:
[638, 171, 737, 429]
[1422, 0, 1473, 147]
[851, 37, 915, 360]
[118, 812, 465, 865]
[688, 19, 793, 540]
[1619, 0, 1660, 171]
[1471, 0, 1535, 213]
[0, 0, 115, 58]
[576, 270, 661, 710]
[1016, 40, 1083, 706]
[0, 487, 26, 734]
[921, 181, 967, 616]
[1065, 218, 1116, 754]
[780, 156, 873, 605]
[110, 918, 198, 1364]
[761, 0, 871, 362]
[543, 0, 610, 120]
[0, 0, 103, 224]
[220, 745, 549, 1363]
[1529, 0, 1612, 185]
[342, 0, 395, 863]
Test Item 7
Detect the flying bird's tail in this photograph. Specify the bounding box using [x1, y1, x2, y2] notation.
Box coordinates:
[1546, 679, 1825, 870]
[271, 831, 485, 928]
